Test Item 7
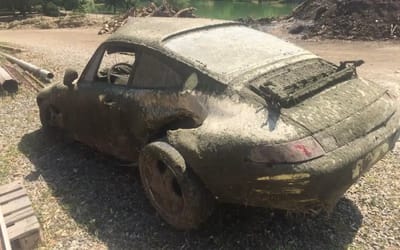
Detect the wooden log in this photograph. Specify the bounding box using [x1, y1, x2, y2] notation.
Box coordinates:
[22, 71, 46, 91]
[0, 66, 18, 93]
[174, 7, 196, 17]
[2, 64, 40, 92]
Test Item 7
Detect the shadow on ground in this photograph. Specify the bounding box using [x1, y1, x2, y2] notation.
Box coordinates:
[19, 129, 362, 249]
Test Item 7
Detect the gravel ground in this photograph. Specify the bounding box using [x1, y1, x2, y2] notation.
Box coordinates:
[0, 28, 399, 249]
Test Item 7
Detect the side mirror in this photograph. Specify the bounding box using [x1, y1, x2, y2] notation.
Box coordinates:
[182, 72, 198, 92]
[63, 69, 78, 87]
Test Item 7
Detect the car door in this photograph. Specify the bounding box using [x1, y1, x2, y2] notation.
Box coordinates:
[71, 43, 137, 159]
[122, 51, 207, 159]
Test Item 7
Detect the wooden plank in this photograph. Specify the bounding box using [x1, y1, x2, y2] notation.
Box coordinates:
[0, 208, 12, 250]
[0, 189, 26, 205]
[0, 182, 22, 196]
[1, 197, 31, 216]
[7, 216, 39, 241]
[4, 207, 35, 227]
[0, 181, 41, 250]
[23, 71, 46, 90]
[11, 232, 41, 250]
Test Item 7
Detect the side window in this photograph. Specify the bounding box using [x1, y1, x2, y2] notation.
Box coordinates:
[96, 47, 136, 86]
[132, 53, 182, 89]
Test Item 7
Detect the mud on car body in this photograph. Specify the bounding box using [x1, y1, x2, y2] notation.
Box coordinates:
[37, 17, 400, 229]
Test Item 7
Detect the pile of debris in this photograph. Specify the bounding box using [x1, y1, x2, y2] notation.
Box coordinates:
[290, 0, 400, 40]
[98, 1, 196, 35]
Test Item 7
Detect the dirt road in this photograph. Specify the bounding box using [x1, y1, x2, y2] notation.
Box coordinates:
[0, 28, 399, 249]
[298, 39, 400, 95]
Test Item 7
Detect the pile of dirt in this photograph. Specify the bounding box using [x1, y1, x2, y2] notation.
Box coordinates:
[290, 0, 400, 40]
[98, 2, 195, 35]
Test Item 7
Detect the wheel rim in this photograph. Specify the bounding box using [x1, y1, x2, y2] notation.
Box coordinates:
[143, 159, 185, 216]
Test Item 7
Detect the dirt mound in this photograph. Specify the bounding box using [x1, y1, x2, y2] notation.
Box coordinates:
[291, 0, 400, 40]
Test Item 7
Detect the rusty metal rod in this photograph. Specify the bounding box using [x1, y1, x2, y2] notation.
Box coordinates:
[24, 71, 46, 89]
[0, 66, 18, 93]
[0, 44, 24, 53]
[0, 52, 54, 80]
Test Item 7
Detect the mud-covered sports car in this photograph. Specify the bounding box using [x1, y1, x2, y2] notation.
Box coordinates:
[37, 18, 400, 229]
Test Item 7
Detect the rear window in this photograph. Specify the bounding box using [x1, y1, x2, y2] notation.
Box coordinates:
[163, 25, 309, 78]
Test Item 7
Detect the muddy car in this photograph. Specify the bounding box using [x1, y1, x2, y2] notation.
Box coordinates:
[37, 18, 400, 229]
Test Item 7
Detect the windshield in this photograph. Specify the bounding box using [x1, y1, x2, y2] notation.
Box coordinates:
[163, 25, 311, 80]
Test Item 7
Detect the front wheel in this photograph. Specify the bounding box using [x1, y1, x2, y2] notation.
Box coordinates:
[39, 104, 62, 129]
[139, 141, 215, 230]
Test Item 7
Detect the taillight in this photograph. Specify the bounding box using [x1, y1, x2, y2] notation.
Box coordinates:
[250, 136, 325, 163]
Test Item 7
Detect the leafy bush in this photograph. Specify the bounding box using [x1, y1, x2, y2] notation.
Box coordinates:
[43, 1, 60, 16]
[81, 0, 96, 13]
[63, 0, 80, 10]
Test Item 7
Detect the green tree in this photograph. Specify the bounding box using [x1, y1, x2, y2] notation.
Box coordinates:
[104, 0, 123, 13]
[82, 0, 96, 12]
[123, 0, 135, 10]
[2, 0, 32, 16]
[43, 1, 60, 16]
[63, 0, 80, 10]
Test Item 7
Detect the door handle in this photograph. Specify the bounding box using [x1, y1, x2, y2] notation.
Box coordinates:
[99, 94, 116, 107]
[103, 100, 116, 107]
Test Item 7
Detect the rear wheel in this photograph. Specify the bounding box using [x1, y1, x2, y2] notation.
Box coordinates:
[139, 141, 214, 230]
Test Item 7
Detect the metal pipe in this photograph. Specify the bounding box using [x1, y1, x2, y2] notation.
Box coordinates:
[0, 52, 54, 80]
[0, 66, 18, 93]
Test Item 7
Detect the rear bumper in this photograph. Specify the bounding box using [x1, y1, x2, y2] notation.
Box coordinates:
[229, 114, 400, 212]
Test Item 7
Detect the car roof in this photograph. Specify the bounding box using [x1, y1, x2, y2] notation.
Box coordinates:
[107, 17, 235, 48]
[106, 17, 317, 85]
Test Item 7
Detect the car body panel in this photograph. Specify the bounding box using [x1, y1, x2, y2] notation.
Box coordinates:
[282, 78, 387, 134]
[166, 99, 400, 210]
[37, 17, 400, 213]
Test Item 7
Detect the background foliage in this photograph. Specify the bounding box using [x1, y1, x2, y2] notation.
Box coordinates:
[0, 0, 300, 16]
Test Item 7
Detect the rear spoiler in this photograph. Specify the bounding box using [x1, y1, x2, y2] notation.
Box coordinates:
[249, 63, 356, 109]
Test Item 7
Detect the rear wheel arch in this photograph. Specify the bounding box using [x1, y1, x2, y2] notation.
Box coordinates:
[148, 115, 202, 141]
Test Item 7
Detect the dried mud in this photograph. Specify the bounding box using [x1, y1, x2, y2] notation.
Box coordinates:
[0, 28, 399, 249]
[290, 0, 400, 40]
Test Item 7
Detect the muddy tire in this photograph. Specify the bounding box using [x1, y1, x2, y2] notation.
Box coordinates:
[139, 141, 215, 230]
